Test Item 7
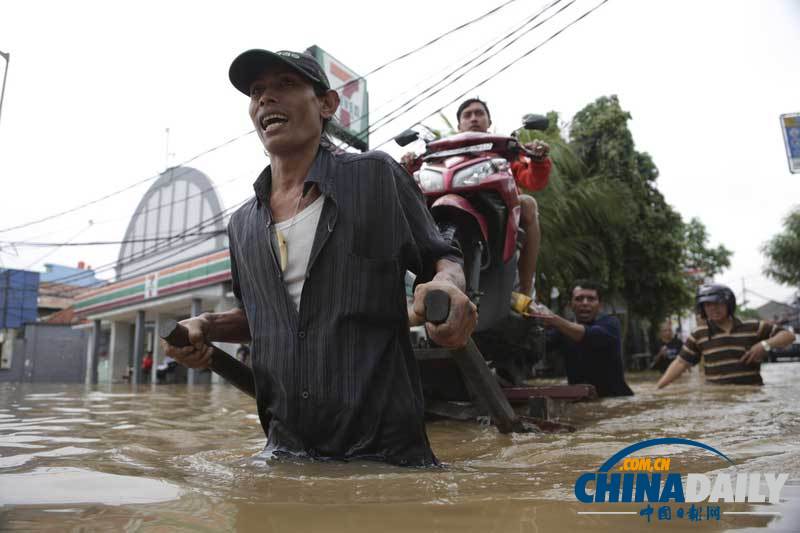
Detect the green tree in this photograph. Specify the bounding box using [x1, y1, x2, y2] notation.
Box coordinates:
[568, 95, 690, 323]
[517, 112, 630, 303]
[424, 99, 732, 327]
[682, 217, 732, 280]
[736, 306, 761, 321]
[763, 207, 800, 287]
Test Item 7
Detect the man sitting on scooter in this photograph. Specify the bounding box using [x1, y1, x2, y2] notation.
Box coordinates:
[402, 98, 552, 298]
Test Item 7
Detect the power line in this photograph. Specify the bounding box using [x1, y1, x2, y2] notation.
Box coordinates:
[5, 168, 249, 272]
[743, 287, 793, 305]
[0, 128, 255, 235]
[362, 0, 569, 141]
[374, 0, 611, 151]
[23, 205, 225, 283]
[20, 222, 94, 269]
[42, 231, 228, 300]
[328, 0, 521, 92]
[333, 0, 565, 150]
[345, 7, 544, 136]
[67, 224, 235, 297]
[367, 0, 576, 141]
[68, 216, 230, 283]
[4, 230, 226, 248]
[88, 170, 251, 228]
[11, 221, 95, 244]
[0, 1, 520, 238]
[38, 196, 247, 290]
[41, 229, 231, 300]
[15, 166, 256, 283]
[13, 168, 254, 267]
[9, 0, 609, 295]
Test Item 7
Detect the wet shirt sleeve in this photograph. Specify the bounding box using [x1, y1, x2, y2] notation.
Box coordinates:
[757, 320, 785, 341]
[390, 158, 462, 278]
[227, 222, 245, 310]
[545, 327, 562, 351]
[679, 333, 701, 365]
[666, 337, 683, 356]
[579, 315, 621, 351]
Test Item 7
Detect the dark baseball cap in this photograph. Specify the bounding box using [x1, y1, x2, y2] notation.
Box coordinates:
[229, 49, 331, 95]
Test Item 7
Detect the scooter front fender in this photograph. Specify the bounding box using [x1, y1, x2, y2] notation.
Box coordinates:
[430, 194, 489, 242]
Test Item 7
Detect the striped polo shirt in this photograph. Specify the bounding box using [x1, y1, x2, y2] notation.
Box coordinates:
[679, 318, 784, 385]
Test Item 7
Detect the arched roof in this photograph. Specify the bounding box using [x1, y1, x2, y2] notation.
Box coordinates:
[116, 166, 227, 279]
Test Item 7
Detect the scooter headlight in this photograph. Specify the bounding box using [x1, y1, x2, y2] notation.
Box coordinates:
[416, 167, 444, 192]
[452, 158, 508, 188]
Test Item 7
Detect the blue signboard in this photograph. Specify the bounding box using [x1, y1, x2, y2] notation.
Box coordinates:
[780, 113, 800, 174]
[0, 269, 40, 329]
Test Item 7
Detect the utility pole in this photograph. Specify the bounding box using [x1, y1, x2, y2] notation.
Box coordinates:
[0, 50, 9, 128]
[741, 277, 748, 308]
[164, 127, 175, 169]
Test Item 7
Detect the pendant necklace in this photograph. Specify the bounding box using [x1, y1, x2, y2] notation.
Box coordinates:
[275, 188, 304, 272]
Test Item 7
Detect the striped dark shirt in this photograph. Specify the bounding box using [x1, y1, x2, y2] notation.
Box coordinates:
[227, 144, 459, 466]
[679, 318, 784, 385]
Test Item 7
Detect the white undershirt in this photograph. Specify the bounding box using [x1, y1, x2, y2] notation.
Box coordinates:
[273, 194, 325, 310]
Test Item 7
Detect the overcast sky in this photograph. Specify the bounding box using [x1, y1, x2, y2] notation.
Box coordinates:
[0, 0, 798, 307]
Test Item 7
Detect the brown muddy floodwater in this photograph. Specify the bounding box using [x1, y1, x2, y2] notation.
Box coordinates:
[0, 363, 798, 532]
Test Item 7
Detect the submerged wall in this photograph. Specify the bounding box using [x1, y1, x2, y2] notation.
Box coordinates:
[0, 324, 88, 383]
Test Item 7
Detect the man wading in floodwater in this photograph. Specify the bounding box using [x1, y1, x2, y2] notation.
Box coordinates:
[529, 281, 633, 397]
[658, 284, 795, 388]
[162, 48, 476, 466]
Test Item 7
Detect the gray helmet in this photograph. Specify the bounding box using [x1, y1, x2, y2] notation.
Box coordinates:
[696, 283, 736, 318]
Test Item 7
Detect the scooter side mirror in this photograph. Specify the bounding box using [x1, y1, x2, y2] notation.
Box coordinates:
[522, 114, 549, 131]
[395, 129, 420, 147]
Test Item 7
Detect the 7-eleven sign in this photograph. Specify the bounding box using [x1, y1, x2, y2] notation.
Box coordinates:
[308, 45, 369, 151]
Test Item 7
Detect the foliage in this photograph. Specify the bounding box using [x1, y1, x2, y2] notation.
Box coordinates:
[682, 217, 732, 279]
[518, 97, 732, 326]
[517, 113, 630, 302]
[567, 95, 694, 323]
[763, 207, 800, 287]
[436, 111, 456, 136]
[736, 306, 762, 321]
[423, 97, 733, 327]
[424, 112, 456, 139]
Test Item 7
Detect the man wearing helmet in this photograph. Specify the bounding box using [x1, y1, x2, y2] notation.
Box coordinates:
[657, 284, 795, 388]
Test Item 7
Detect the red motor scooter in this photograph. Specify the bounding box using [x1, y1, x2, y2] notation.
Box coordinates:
[397, 114, 550, 389]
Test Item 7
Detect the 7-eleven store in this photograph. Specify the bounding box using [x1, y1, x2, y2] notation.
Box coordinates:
[73, 166, 241, 385]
